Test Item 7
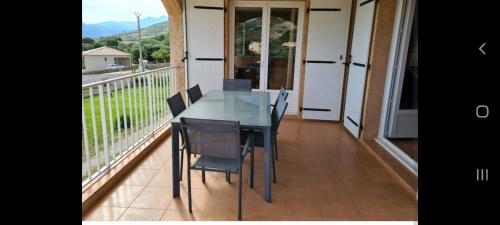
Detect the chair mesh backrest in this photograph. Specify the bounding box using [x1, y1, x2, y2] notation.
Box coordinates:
[279, 86, 289, 100]
[271, 86, 288, 118]
[167, 92, 187, 117]
[272, 97, 288, 134]
[223, 79, 252, 91]
[187, 84, 203, 104]
[180, 118, 241, 159]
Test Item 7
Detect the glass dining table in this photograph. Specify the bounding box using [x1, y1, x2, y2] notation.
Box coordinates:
[170, 90, 274, 202]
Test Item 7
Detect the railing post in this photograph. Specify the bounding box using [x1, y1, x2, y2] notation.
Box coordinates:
[127, 78, 134, 145]
[106, 83, 115, 162]
[82, 93, 91, 179]
[155, 71, 160, 129]
[114, 81, 122, 156]
[89, 87, 100, 171]
[148, 74, 154, 133]
[121, 80, 129, 149]
[98, 84, 110, 167]
[133, 77, 139, 143]
[138, 76, 144, 138]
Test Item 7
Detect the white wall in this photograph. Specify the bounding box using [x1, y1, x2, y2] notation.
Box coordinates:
[83, 55, 131, 72]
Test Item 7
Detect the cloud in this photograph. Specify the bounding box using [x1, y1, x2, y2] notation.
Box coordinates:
[83, 0, 168, 24]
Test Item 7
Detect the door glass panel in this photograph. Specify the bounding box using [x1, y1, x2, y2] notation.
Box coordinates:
[399, 3, 418, 110]
[267, 8, 298, 90]
[234, 7, 262, 89]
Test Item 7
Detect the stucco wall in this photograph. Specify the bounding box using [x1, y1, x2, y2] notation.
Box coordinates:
[360, 0, 398, 140]
[84, 56, 113, 72]
[84, 55, 132, 72]
[161, 0, 187, 101]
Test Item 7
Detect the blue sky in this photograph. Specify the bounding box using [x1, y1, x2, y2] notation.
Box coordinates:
[83, 0, 168, 24]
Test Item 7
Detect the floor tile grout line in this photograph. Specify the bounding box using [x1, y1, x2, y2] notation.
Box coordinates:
[116, 161, 163, 221]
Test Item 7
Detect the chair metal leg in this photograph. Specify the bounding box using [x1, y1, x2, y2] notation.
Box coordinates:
[249, 147, 254, 188]
[226, 173, 231, 183]
[187, 155, 192, 213]
[238, 165, 243, 220]
[202, 169, 206, 183]
[272, 143, 277, 183]
[274, 135, 278, 160]
[180, 131, 185, 181]
[180, 149, 184, 181]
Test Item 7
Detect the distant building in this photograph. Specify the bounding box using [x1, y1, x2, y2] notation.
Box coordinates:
[82, 46, 131, 72]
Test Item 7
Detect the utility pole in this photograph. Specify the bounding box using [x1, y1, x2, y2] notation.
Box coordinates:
[135, 12, 144, 72]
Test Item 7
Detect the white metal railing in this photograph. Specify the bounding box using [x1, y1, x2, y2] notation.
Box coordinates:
[82, 67, 177, 187]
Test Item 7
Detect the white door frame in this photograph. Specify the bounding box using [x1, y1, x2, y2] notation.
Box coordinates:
[229, 1, 304, 114]
[386, 0, 417, 138]
[377, 0, 418, 175]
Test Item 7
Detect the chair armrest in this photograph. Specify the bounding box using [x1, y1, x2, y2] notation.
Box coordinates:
[241, 132, 255, 157]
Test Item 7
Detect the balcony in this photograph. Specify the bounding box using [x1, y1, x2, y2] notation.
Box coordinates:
[82, 115, 417, 220]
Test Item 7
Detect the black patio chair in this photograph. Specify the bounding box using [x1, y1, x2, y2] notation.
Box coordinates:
[187, 84, 203, 104]
[270, 86, 289, 109]
[223, 79, 252, 91]
[180, 117, 254, 220]
[167, 92, 188, 181]
[242, 96, 288, 184]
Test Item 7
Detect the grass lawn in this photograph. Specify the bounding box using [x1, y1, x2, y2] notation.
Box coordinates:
[82, 76, 173, 181]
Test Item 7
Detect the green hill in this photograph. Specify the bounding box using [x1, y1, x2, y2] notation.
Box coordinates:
[99, 21, 168, 42]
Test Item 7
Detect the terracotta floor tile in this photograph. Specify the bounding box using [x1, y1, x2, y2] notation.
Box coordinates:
[244, 190, 285, 218]
[137, 155, 169, 170]
[130, 186, 173, 209]
[390, 201, 418, 220]
[318, 199, 361, 220]
[118, 208, 164, 221]
[160, 209, 204, 221]
[85, 119, 417, 221]
[100, 185, 145, 207]
[122, 168, 158, 186]
[148, 169, 172, 187]
[202, 210, 239, 221]
[364, 166, 399, 184]
[245, 214, 284, 221]
[283, 198, 323, 219]
[205, 192, 242, 213]
[83, 206, 126, 221]
[167, 188, 210, 212]
[353, 197, 400, 220]
[379, 183, 416, 203]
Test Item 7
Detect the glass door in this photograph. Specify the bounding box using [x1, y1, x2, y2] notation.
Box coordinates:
[230, 2, 304, 113]
[233, 6, 265, 89]
[266, 7, 299, 90]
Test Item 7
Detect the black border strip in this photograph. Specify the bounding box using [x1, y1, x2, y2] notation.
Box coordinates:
[352, 62, 366, 67]
[194, 6, 224, 10]
[304, 60, 336, 64]
[302, 107, 332, 112]
[310, 8, 341, 12]
[195, 58, 224, 61]
[346, 116, 359, 127]
[360, 0, 376, 6]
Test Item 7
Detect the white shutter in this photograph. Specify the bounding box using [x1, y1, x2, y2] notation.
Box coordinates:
[186, 0, 224, 94]
[302, 0, 352, 121]
[343, 0, 376, 137]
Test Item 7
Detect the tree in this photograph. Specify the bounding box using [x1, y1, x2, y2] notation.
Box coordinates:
[151, 48, 169, 63]
[92, 42, 103, 49]
[82, 37, 95, 44]
[102, 37, 121, 48]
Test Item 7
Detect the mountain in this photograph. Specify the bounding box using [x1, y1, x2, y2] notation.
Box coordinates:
[108, 21, 169, 41]
[82, 16, 168, 38]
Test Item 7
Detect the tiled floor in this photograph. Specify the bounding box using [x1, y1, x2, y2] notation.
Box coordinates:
[83, 119, 417, 221]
